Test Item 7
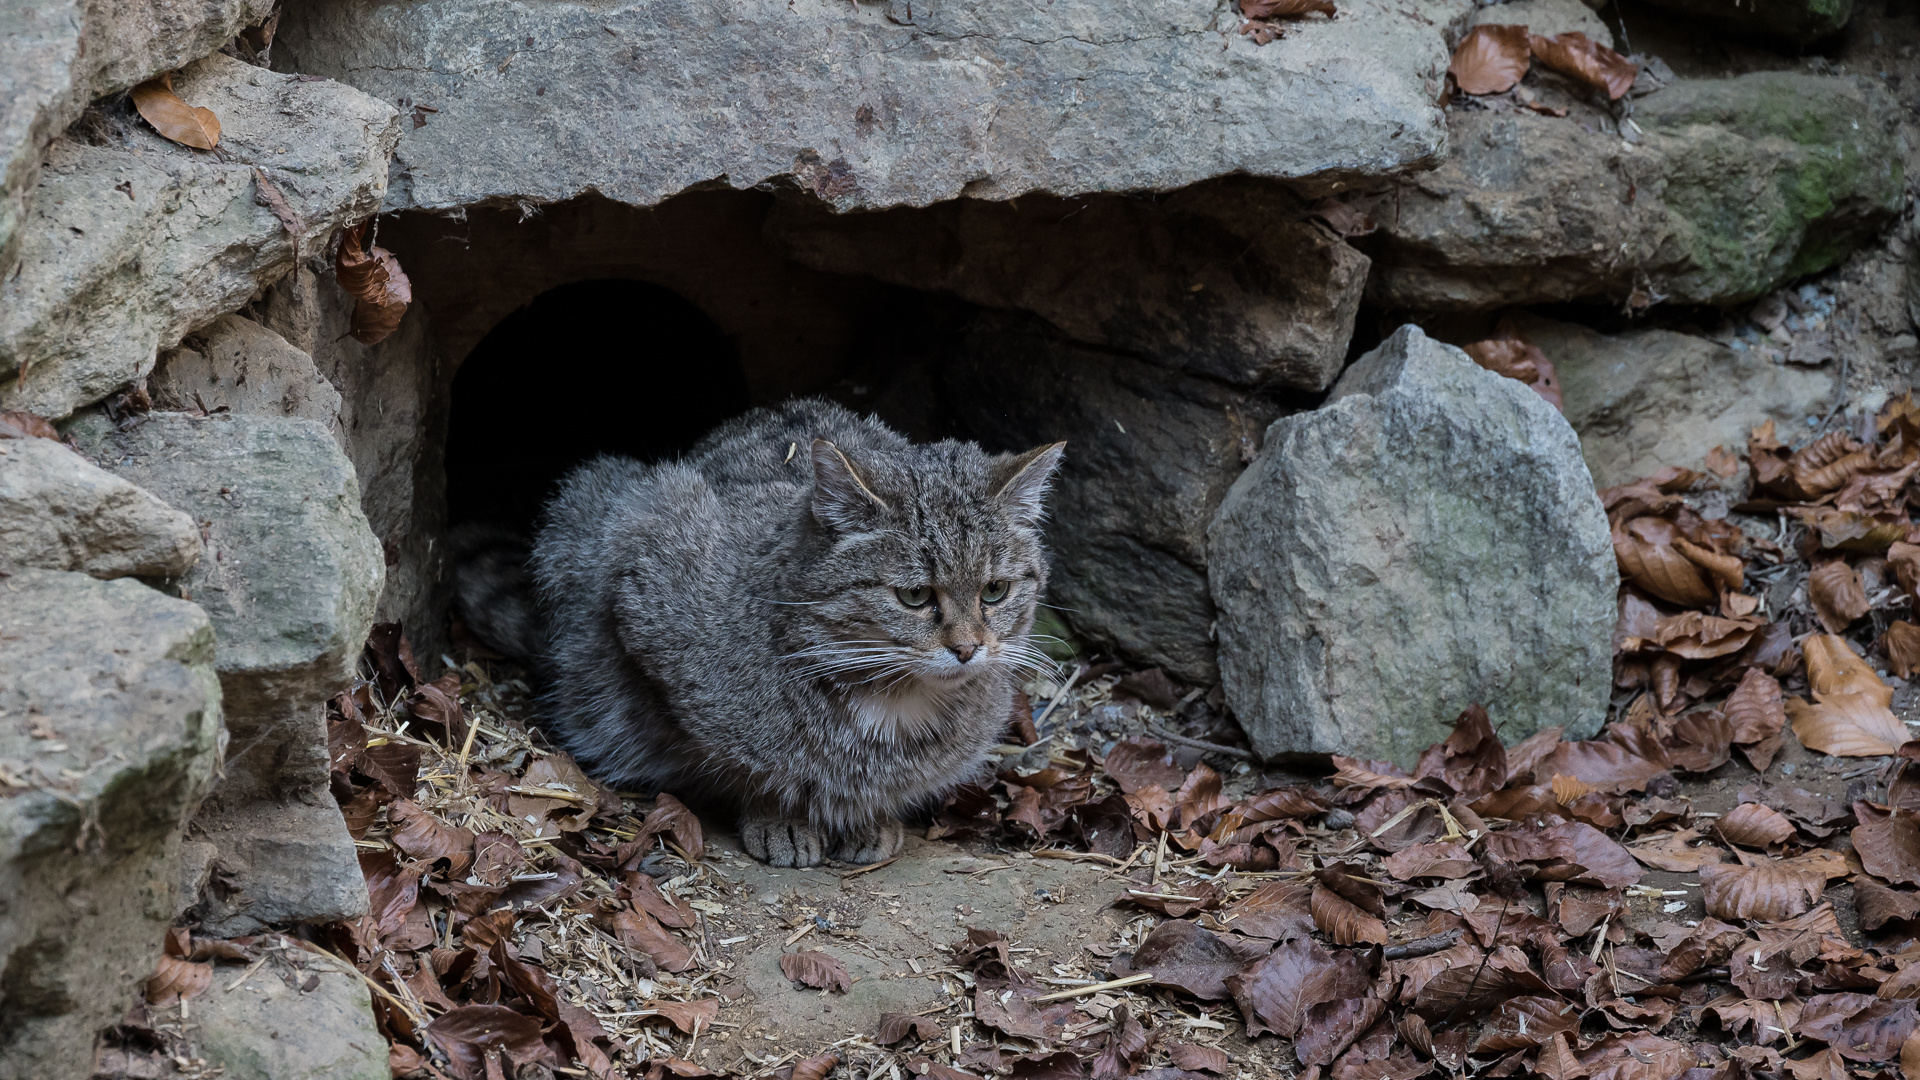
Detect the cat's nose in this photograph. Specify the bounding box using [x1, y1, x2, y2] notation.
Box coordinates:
[950, 642, 978, 663]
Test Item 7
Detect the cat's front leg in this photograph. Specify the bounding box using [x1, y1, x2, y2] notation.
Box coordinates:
[737, 814, 829, 868]
[829, 816, 906, 865]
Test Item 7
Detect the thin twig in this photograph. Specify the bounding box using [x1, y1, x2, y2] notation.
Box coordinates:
[1145, 723, 1255, 762]
[1031, 973, 1153, 1002]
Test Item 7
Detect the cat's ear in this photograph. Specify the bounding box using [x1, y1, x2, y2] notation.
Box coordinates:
[810, 438, 890, 530]
[991, 442, 1066, 525]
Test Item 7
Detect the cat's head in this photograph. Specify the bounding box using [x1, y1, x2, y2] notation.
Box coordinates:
[785, 436, 1065, 693]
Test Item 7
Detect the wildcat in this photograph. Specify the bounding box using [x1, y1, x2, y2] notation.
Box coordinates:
[455, 398, 1064, 867]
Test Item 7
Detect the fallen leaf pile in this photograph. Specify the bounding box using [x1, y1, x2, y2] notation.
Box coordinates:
[315, 626, 724, 1080]
[122, 397, 1920, 1078]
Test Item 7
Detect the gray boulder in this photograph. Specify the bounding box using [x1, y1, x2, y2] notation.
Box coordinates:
[768, 180, 1369, 391]
[0, 435, 201, 579]
[1209, 326, 1616, 766]
[1641, 0, 1852, 44]
[274, 0, 1469, 214]
[0, 52, 400, 420]
[0, 569, 223, 1080]
[1370, 71, 1905, 311]
[152, 314, 344, 437]
[939, 314, 1281, 684]
[1, 0, 275, 276]
[1468, 0, 1612, 39]
[194, 947, 387, 1080]
[1503, 312, 1834, 490]
[73, 412, 381, 933]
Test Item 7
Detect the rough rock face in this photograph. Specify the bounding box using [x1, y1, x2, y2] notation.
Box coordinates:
[768, 181, 1370, 391]
[1642, 0, 1852, 44]
[1468, 0, 1612, 39]
[1209, 326, 1616, 765]
[193, 948, 387, 1080]
[152, 314, 345, 436]
[274, 0, 1469, 214]
[940, 314, 1281, 684]
[73, 412, 382, 933]
[1, 0, 275, 275]
[1502, 312, 1835, 490]
[0, 435, 201, 579]
[1371, 71, 1905, 311]
[0, 52, 400, 420]
[0, 569, 223, 1080]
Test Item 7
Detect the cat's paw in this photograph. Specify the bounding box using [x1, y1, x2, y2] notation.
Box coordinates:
[829, 817, 906, 865]
[738, 817, 828, 868]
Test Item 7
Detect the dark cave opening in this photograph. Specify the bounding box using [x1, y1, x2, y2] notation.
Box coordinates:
[443, 279, 752, 534]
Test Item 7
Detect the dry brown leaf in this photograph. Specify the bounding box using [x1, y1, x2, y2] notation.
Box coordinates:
[334, 223, 413, 345]
[426, 1004, 551, 1080]
[1614, 516, 1716, 608]
[1674, 537, 1745, 593]
[1700, 860, 1826, 921]
[1463, 336, 1562, 411]
[144, 953, 212, 1005]
[1527, 32, 1637, 99]
[1809, 560, 1870, 633]
[1449, 24, 1532, 95]
[606, 905, 694, 973]
[1715, 803, 1796, 848]
[1706, 445, 1741, 478]
[0, 409, 61, 440]
[1892, 542, 1920, 604]
[1888, 621, 1920, 679]
[876, 1012, 943, 1045]
[130, 73, 220, 149]
[1112, 919, 1251, 1001]
[1240, 0, 1336, 16]
[1169, 1043, 1230, 1074]
[1788, 634, 1908, 757]
[1550, 774, 1593, 804]
[389, 798, 477, 873]
[1727, 667, 1787, 745]
[1627, 828, 1726, 872]
[643, 998, 718, 1034]
[780, 949, 852, 993]
[1311, 883, 1389, 945]
[788, 1055, 839, 1080]
[1855, 811, 1920, 887]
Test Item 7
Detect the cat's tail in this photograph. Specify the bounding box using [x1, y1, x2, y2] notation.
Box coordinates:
[449, 523, 545, 662]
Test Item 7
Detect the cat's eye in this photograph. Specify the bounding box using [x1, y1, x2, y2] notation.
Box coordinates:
[895, 585, 934, 608]
[981, 580, 1011, 604]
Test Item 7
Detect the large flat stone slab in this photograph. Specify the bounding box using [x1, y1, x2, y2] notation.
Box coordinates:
[769, 180, 1369, 391]
[0, 569, 223, 1080]
[273, 0, 1470, 214]
[0, 52, 399, 420]
[1209, 326, 1616, 765]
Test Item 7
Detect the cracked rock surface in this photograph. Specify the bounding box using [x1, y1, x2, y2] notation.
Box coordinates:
[0, 0, 275, 276]
[0, 434, 201, 580]
[1370, 71, 1906, 311]
[72, 412, 383, 935]
[0, 569, 223, 1080]
[274, 0, 1469, 213]
[0, 52, 399, 420]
